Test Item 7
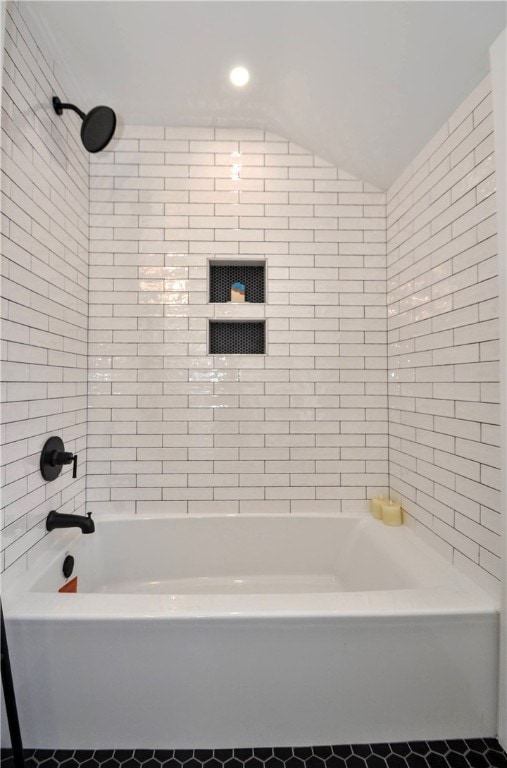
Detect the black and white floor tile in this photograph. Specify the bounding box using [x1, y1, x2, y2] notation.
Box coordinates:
[2, 740, 507, 768]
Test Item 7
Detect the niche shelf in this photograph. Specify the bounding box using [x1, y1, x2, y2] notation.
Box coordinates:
[208, 260, 266, 355]
[209, 320, 266, 355]
[209, 261, 265, 304]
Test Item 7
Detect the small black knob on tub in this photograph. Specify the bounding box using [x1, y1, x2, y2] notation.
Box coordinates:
[62, 555, 74, 579]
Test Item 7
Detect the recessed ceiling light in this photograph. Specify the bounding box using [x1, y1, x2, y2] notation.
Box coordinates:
[230, 66, 250, 87]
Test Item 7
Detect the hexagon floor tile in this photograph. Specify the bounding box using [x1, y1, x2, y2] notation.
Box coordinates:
[2, 740, 507, 768]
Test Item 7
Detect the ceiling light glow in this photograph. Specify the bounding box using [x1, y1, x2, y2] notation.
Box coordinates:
[230, 66, 250, 87]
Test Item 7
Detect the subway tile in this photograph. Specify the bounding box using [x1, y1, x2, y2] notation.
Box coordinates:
[386, 73, 499, 582]
[1, 31, 499, 592]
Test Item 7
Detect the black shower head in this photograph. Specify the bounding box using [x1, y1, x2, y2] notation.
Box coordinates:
[53, 96, 117, 153]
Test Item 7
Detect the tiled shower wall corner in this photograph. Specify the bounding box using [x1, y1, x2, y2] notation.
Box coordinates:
[87, 127, 388, 516]
[0, 3, 89, 575]
[0, 3, 501, 594]
[387, 75, 500, 592]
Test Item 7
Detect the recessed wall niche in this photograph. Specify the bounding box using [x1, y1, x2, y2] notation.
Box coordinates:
[209, 261, 265, 303]
[209, 321, 266, 355]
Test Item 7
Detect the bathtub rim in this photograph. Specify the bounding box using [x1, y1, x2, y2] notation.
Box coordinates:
[2, 512, 499, 621]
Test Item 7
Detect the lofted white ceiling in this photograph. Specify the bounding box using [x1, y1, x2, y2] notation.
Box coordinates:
[24, 1, 506, 189]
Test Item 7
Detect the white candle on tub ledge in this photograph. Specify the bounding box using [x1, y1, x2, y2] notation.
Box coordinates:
[370, 495, 388, 519]
[381, 499, 403, 526]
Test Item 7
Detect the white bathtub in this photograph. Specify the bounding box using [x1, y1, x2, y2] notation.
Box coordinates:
[1, 513, 499, 749]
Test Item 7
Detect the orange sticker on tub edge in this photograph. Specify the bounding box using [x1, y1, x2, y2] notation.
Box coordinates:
[59, 576, 78, 593]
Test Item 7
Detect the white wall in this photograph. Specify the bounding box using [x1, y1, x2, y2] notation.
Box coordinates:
[87, 127, 388, 516]
[386, 75, 500, 595]
[0, 2, 89, 577]
[489, 26, 507, 751]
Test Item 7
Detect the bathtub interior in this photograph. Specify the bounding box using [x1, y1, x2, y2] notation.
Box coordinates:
[19, 514, 497, 600]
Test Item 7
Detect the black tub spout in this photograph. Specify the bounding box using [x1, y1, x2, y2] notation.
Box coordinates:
[46, 510, 95, 534]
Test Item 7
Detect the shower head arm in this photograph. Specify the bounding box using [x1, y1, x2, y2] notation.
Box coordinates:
[52, 96, 86, 121]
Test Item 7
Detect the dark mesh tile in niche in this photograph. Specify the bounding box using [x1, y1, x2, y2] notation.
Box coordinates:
[273, 748, 293, 761]
[209, 264, 265, 304]
[234, 749, 253, 761]
[209, 321, 265, 355]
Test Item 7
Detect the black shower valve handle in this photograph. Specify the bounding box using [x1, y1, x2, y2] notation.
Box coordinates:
[40, 436, 78, 482]
[52, 451, 78, 478]
[49, 450, 74, 468]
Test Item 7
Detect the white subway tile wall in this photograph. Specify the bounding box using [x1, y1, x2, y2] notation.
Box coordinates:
[0, 4, 500, 593]
[0, 3, 89, 575]
[87, 127, 389, 518]
[387, 75, 499, 593]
